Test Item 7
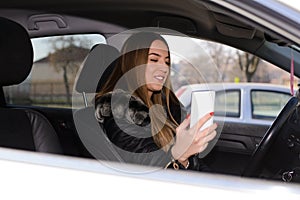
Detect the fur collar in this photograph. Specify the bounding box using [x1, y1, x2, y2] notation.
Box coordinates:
[95, 89, 150, 126]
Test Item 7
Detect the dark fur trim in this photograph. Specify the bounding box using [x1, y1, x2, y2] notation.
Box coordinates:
[95, 89, 150, 126]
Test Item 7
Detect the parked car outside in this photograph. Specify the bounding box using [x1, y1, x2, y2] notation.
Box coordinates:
[176, 82, 294, 126]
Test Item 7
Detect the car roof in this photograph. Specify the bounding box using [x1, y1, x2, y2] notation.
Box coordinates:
[0, 0, 299, 77]
[181, 82, 293, 93]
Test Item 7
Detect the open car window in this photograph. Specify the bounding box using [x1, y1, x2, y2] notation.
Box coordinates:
[168, 36, 298, 124]
[3, 33, 297, 124]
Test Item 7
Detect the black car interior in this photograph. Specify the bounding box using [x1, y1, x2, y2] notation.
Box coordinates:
[242, 96, 300, 181]
[0, 17, 62, 153]
[0, 0, 300, 183]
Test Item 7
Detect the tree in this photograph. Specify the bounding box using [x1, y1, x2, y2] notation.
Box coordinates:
[237, 51, 260, 82]
[49, 36, 90, 105]
[203, 41, 237, 82]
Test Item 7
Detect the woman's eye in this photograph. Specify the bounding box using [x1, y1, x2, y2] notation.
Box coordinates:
[165, 61, 170, 65]
[150, 59, 158, 62]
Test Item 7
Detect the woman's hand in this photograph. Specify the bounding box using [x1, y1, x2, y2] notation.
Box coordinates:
[171, 112, 217, 164]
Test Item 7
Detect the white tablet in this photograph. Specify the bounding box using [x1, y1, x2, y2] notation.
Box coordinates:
[190, 90, 216, 158]
[190, 90, 215, 129]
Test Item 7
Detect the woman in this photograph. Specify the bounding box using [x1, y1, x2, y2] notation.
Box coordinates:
[95, 31, 217, 170]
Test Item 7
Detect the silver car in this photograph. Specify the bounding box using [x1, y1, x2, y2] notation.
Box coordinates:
[176, 82, 294, 126]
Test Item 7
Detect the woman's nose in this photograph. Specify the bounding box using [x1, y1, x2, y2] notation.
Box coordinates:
[158, 62, 168, 72]
[158, 59, 169, 68]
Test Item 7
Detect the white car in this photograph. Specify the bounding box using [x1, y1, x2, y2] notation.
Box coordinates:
[0, 0, 300, 198]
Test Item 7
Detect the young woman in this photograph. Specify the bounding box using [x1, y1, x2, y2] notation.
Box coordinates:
[95, 32, 217, 170]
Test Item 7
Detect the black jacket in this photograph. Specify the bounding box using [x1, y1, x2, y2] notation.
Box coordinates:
[95, 89, 211, 171]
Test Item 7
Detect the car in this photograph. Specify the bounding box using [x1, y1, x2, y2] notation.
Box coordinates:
[176, 82, 294, 126]
[0, 0, 300, 198]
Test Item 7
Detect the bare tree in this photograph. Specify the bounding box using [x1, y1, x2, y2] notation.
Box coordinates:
[49, 36, 90, 105]
[237, 51, 260, 82]
[205, 42, 236, 81]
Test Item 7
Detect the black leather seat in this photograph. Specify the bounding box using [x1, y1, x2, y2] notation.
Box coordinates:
[75, 43, 121, 103]
[73, 43, 123, 161]
[0, 17, 63, 153]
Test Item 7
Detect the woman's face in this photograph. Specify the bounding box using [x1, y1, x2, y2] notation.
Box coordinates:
[145, 39, 170, 96]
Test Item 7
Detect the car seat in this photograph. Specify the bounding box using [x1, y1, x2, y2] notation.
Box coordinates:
[0, 17, 63, 153]
[73, 43, 124, 161]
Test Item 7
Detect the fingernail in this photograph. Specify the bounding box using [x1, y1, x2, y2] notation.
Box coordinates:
[209, 112, 214, 116]
[186, 113, 190, 119]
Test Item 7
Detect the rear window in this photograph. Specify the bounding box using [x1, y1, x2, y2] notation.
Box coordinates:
[3, 34, 105, 108]
[215, 90, 240, 118]
[251, 90, 291, 120]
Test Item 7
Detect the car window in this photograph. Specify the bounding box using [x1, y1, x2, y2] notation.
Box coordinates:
[3, 34, 106, 108]
[169, 36, 298, 123]
[251, 90, 292, 120]
[215, 90, 240, 118]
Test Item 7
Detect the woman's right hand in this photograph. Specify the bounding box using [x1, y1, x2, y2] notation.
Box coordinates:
[171, 112, 217, 164]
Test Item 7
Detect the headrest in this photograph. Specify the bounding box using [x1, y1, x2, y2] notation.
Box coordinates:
[0, 17, 33, 86]
[75, 43, 120, 93]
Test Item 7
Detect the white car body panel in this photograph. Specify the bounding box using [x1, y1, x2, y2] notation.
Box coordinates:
[1, 148, 300, 199]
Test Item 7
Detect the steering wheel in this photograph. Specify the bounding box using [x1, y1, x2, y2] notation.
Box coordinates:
[242, 96, 299, 177]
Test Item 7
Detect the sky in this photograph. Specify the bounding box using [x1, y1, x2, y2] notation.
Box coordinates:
[277, 0, 300, 11]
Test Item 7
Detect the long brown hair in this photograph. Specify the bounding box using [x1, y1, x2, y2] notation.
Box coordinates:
[95, 32, 180, 151]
